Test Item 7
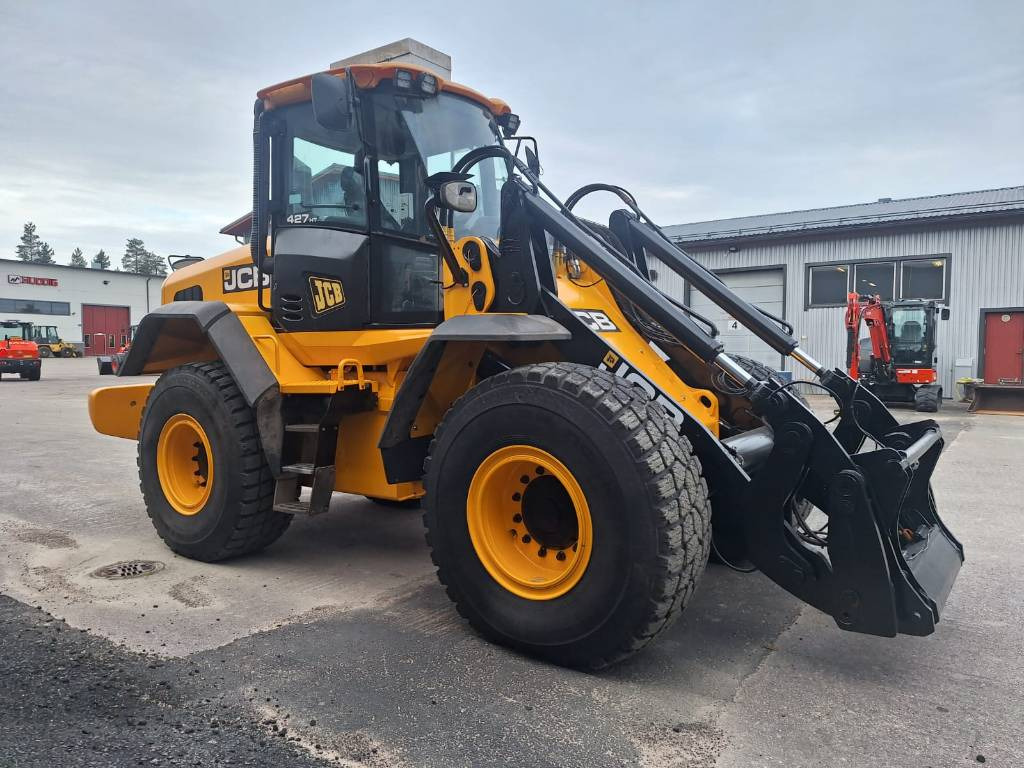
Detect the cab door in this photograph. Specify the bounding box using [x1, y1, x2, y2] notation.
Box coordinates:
[269, 104, 372, 333]
[366, 155, 442, 327]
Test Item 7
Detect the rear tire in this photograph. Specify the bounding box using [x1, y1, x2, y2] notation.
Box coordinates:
[138, 362, 291, 562]
[423, 362, 711, 669]
[914, 386, 941, 413]
[20, 366, 41, 381]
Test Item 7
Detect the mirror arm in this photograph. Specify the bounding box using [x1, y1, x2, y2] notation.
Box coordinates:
[425, 197, 469, 287]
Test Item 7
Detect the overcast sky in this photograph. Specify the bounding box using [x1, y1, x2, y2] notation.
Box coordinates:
[2, 0, 1022, 267]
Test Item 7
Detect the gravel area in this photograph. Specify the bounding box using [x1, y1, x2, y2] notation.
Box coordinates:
[0, 594, 326, 767]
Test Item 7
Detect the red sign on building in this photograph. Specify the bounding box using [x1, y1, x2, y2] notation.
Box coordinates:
[7, 275, 59, 287]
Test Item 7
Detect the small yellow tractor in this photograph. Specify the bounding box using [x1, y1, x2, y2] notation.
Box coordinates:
[89, 61, 962, 668]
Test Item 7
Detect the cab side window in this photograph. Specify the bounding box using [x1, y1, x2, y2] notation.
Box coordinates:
[280, 99, 367, 233]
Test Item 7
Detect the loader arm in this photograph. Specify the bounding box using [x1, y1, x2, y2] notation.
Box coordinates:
[502, 167, 962, 637]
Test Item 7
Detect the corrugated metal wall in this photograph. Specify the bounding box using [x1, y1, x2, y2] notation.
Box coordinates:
[651, 218, 1024, 396]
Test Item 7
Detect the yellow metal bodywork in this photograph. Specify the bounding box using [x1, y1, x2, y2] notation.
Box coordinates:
[334, 410, 421, 501]
[442, 236, 496, 317]
[553, 258, 720, 434]
[89, 383, 153, 439]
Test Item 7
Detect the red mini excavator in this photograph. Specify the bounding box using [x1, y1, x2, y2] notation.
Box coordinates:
[845, 292, 946, 412]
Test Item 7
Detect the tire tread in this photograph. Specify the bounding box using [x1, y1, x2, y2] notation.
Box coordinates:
[137, 362, 290, 562]
[423, 361, 711, 669]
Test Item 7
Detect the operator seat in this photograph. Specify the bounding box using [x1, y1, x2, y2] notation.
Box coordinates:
[901, 320, 923, 343]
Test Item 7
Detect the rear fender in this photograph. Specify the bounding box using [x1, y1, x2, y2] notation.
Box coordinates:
[104, 301, 285, 474]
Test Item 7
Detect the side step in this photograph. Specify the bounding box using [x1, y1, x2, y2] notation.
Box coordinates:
[274, 419, 340, 517]
[272, 387, 373, 517]
[273, 465, 336, 517]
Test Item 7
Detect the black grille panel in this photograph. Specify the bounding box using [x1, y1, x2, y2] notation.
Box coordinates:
[173, 285, 203, 302]
[279, 294, 304, 323]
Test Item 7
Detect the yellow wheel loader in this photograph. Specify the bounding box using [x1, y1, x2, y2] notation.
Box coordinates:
[89, 63, 962, 668]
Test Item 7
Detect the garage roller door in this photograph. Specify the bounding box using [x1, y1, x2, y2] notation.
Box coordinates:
[687, 268, 786, 371]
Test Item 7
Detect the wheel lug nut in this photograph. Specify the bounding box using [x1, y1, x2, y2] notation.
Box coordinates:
[535, 466, 545, 475]
[509, 529, 517, 538]
[537, 547, 547, 557]
[522, 534, 532, 544]
[556, 551, 566, 561]
[513, 514, 523, 523]
[512, 492, 521, 502]
[520, 475, 530, 484]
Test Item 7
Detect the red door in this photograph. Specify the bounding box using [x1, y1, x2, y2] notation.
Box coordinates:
[983, 311, 1024, 384]
[82, 305, 130, 357]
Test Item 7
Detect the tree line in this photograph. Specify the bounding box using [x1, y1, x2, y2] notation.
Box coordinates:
[14, 221, 167, 276]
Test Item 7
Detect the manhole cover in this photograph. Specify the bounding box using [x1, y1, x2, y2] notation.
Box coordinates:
[90, 560, 165, 580]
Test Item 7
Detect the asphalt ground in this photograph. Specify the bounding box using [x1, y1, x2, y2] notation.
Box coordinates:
[1, 357, 1021, 767]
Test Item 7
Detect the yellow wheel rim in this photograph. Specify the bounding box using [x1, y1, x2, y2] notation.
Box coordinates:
[157, 413, 214, 516]
[467, 445, 592, 600]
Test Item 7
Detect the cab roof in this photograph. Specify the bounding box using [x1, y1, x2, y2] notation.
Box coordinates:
[257, 63, 511, 117]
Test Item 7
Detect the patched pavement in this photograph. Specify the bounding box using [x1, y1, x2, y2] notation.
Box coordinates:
[1, 357, 1021, 766]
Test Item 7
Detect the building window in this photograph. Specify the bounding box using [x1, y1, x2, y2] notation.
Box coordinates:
[901, 257, 946, 300]
[808, 254, 950, 308]
[0, 297, 71, 315]
[853, 261, 895, 300]
[808, 264, 850, 306]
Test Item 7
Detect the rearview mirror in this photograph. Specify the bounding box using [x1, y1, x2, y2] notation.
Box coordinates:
[525, 145, 541, 176]
[311, 73, 353, 131]
[438, 180, 478, 213]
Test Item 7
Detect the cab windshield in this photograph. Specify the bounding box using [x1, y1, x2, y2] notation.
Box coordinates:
[890, 306, 930, 366]
[370, 89, 506, 240]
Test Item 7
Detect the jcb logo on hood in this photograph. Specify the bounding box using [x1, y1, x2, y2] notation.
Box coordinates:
[222, 265, 270, 294]
[309, 276, 346, 315]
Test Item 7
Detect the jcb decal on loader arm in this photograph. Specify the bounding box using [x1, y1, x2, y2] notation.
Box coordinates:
[89, 59, 962, 669]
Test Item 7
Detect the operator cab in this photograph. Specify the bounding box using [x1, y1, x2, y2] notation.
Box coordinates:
[29, 325, 60, 345]
[256, 66, 509, 334]
[889, 302, 937, 368]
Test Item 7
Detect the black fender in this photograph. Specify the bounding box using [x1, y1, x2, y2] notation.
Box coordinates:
[379, 314, 571, 483]
[116, 301, 284, 474]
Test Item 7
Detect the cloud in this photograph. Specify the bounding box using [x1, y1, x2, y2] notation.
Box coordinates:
[1, 0, 1022, 266]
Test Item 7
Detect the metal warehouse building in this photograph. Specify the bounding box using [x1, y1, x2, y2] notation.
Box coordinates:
[1, 259, 162, 356]
[657, 186, 1024, 397]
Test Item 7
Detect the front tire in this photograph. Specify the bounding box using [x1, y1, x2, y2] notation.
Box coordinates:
[37, 346, 52, 358]
[138, 362, 291, 562]
[423, 362, 711, 669]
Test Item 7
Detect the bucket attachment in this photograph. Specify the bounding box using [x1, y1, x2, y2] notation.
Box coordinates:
[969, 383, 1024, 415]
[730, 372, 963, 637]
